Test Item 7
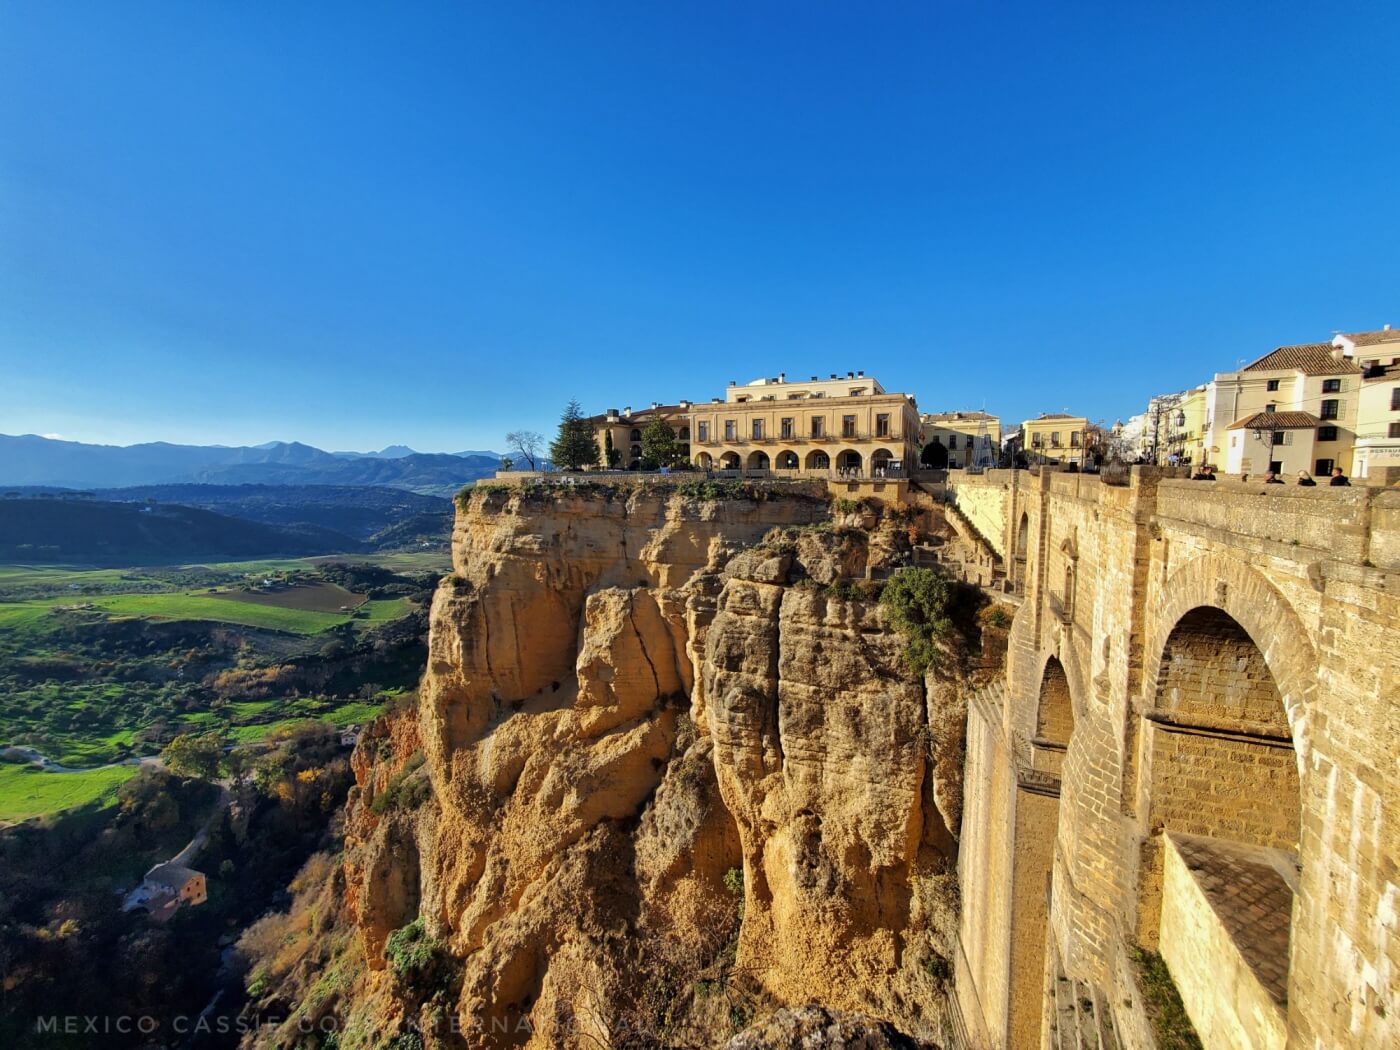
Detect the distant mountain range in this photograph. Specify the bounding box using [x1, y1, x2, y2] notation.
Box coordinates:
[0, 434, 502, 494]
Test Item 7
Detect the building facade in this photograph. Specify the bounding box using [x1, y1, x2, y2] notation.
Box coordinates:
[590, 403, 692, 469]
[921, 411, 1001, 469]
[1206, 343, 1360, 477]
[1336, 327, 1400, 481]
[688, 372, 921, 475]
[1020, 414, 1089, 465]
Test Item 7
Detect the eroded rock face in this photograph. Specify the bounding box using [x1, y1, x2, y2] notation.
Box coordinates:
[342, 483, 966, 1047]
[723, 1005, 932, 1049]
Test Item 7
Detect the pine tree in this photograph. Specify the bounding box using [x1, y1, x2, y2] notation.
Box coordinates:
[604, 429, 621, 468]
[550, 399, 599, 471]
[640, 416, 682, 469]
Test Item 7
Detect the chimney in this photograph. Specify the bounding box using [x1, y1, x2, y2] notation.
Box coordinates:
[830, 373, 838, 379]
[651, 401, 660, 410]
[729, 379, 737, 386]
[623, 406, 631, 416]
[1386, 323, 1393, 331]
[606, 408, 618, 421]
[679, 399, 691, 409]
[810, 375, 819, 381]
[857, 370, 864, 377]
[778, 372, 786, 382]
[847, 371, 854, 379]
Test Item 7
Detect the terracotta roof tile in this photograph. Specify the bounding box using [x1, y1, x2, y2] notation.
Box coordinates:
[1242, 343, 1359, 376]
[1339, 328, 1400, 347]
[1226, 411, 1323, 431]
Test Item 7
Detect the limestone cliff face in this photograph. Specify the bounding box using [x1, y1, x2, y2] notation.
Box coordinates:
[343, 482, 969, 1048]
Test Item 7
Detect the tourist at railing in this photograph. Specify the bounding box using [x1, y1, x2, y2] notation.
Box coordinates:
[1329, 467, 1351, 487]
[1297, 470, 1317, 487]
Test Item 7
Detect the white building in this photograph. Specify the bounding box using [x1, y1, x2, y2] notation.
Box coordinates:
[1335, 327, 1400, 481]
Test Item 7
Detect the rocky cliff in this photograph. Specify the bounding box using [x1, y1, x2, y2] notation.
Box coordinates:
[263, 479, 991, 1049]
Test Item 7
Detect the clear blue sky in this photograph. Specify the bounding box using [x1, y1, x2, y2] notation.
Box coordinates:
[2, 2, 1397, 452]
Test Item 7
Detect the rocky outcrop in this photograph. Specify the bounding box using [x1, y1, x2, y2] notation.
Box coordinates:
[334, 480, 974, 1048]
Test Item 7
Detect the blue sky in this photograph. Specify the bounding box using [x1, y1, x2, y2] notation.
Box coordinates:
[2, 2, 1397, 452]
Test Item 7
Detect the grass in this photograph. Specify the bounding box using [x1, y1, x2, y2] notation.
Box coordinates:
[81, 592, 349, 634]
[0, 762, 136, 824]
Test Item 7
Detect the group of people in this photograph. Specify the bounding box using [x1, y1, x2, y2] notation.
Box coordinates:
[1262, 467, 1351, 487]
[1190, 464, 1352, 487]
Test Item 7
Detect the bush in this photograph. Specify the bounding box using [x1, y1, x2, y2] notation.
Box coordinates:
[1131, 946, 1203, 1049]
[384, 917, 450, 1001]
[879, 568, 956, 675]
[369, 753, 430, 815]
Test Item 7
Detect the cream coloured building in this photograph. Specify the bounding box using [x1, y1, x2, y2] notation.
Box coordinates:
[1021, 413, 1089, 465]
[1205, 342, 1360, 477]
[1156, 384, 1211, 466]
[689, 371, 921, 475]
[589, 403, 691, 469]
[920, 411, 1001, 469]
[1335, 327, 1400, 482]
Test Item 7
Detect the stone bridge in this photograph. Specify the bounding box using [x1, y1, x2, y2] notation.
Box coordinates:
[946, 468, 1399, 1049]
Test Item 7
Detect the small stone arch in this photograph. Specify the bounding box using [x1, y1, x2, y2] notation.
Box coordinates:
[1035, 656, 1075, 746]
[838, 449, 863, 473]
[746, 450, 770, 471]
[871, 448, 896, 473]
[805, 450, 830, 470]
[695, 452, 713, 469]
[719, 451, 741, 470]
[776, 450, 799, 470]
[630, 428, 642, 442]
[1012, 512, 1031, 593]
[922, 439, 948, 469]
[679, 426, 690, 440]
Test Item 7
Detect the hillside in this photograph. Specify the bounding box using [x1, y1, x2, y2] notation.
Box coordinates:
[0, 435, 500, 492]
[78, 484, 452, 541]
[0, 498, 365, 563]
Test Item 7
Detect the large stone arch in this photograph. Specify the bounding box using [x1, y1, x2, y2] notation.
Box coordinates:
[746, 450, 770, 471]
[804, 449, 830, 470]
[1144, 552, 1317, 765]
[776, 449, 799, 470]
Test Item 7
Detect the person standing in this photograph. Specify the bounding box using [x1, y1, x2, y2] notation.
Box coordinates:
[1329, 467, 1351, 487]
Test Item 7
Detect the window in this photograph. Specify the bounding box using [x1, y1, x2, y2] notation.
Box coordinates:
[724, 420, 736, 440]
[1264, 403, 1276, 413]
[811, 417, 825, 438]
[841, 415, 857, 438]
[752, 419, 763, 439]
[875, 413, 890, 437]
[1269, 459, 1283, 474]
[631, 428, 643, 441]
[780, 417, 794, 439]
[1389, 421, 1400, 438]
[1266, 379, 1280, 391]
[1320, 399, 1340, 420]
[1032, 434, 1044, 448]
[1271, 431, 1286, 446]
[736, 396, 750, 403]
[1070, 431, 1081, 447]
[1322, 378, 1342, 393]
[948, 435, 959, 450]
[1392, 388, 1400, 410]
[1315, 458, 1335, 476]
[697, 422, 708, 442]
[1317, 426, 1338, 441]
[1050, 432, 1061, 447]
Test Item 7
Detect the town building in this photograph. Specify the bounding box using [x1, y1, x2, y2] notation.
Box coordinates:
[688, 372, 921, 475]
[123, 862, 207, 923]
[590, 403, 692, 469]
[1335, 326, 1400, 482]
[1020, 413, 1089, 465]
[920, 411, 1000, 469]
[1205, 342, 1360, 477]
[1155, 384, 1211, 466]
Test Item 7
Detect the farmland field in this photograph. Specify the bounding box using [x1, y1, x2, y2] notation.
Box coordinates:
[212, 580, 365, 613]
[0, 761, 136, 824]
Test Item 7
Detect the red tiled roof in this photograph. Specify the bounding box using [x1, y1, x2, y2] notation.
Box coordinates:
[1339, 328, 1400, 347]
[1226, 411, 1323, 431]
[1241, 343, 1359, 376]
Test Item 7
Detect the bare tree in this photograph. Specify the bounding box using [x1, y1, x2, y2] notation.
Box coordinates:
[505, 430, 544, 470]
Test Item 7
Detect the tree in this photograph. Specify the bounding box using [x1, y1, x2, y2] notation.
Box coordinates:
[549, 400, 599, 471]
[603, 429, 621, 468]
[505, 430, 544, 471]
[160, 732, 225, 780]
[640, 417, 682, 469]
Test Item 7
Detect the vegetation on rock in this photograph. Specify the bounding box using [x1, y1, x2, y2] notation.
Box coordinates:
[879, 568, 957, 675]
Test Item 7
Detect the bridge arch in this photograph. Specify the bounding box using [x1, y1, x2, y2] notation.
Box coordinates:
[1145, 552, 1316, 763]
[1035, 656, 1075, 746]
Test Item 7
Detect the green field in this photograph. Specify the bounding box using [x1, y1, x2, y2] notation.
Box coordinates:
[0, 762, 137, 824]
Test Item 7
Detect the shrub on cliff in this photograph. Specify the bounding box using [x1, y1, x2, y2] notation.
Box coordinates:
[385, 917, 448, 998]
[879, 568, 956, 675]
